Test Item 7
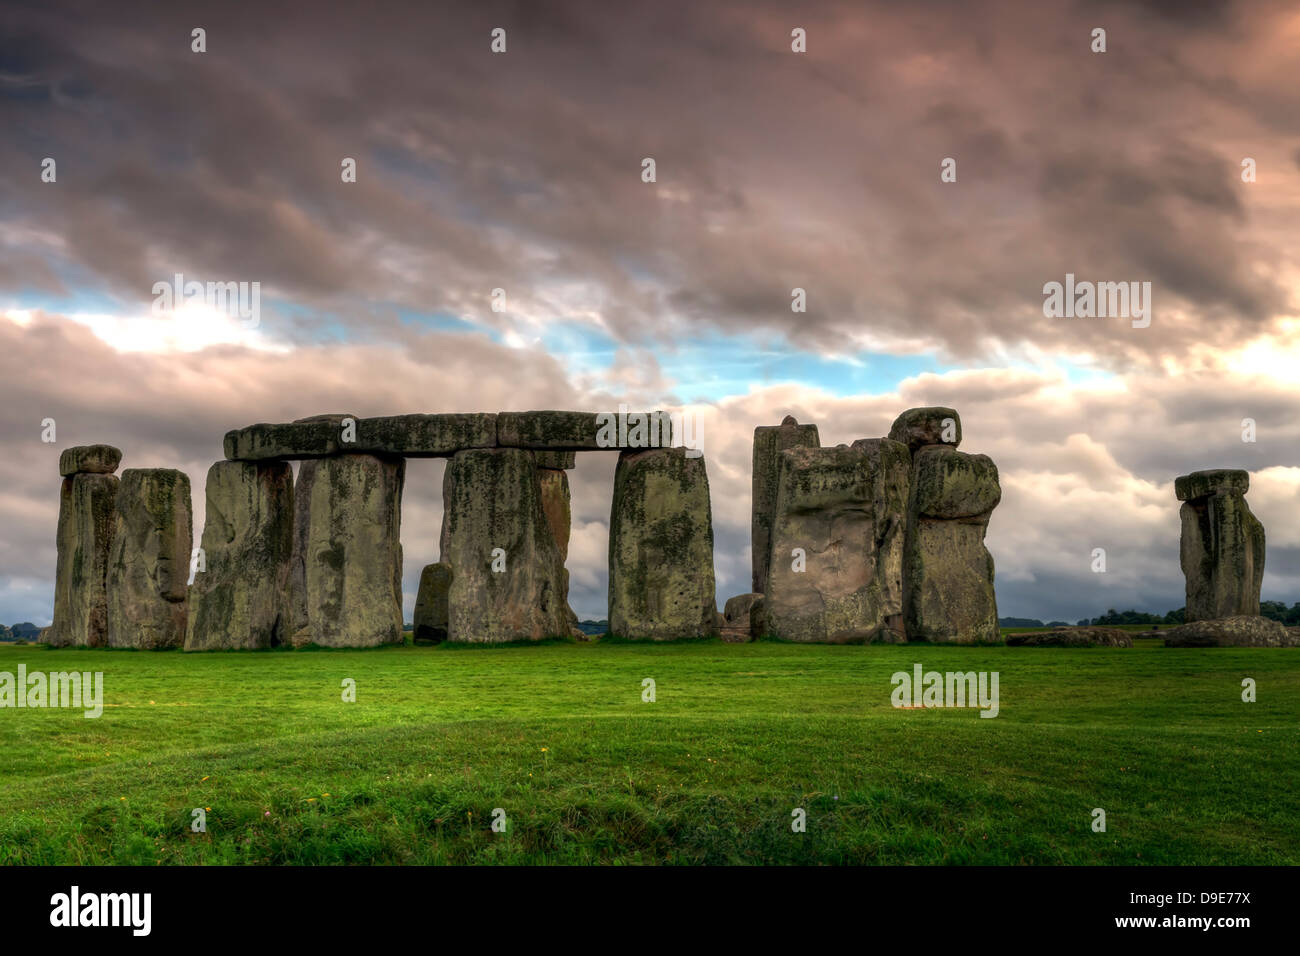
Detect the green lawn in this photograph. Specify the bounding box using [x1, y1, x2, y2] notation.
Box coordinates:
[0, 639, 1295, 864]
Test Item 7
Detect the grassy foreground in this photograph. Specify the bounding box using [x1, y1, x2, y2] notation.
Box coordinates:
[0, 638, 1296, 865]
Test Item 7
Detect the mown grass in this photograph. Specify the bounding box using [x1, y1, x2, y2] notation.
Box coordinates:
[0, 639, 1295, 864]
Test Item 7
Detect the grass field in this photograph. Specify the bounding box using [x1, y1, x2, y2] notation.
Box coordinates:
[1, 637, 1296, 865]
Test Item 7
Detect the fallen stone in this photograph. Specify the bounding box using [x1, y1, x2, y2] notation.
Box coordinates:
[765, 440, 910, 643]
[1175, 469, 1250, 502]
[106, 469, 192, 649]
[413, 562, 452, 645]
[290, 454, 405, 647]
[1005, 627, 1133, 647]
[608, 447, 717, 640]
[58, 444, 122, 477]
[185, 461, 295, 650]
[751, 416, 820, 593]
[440, 448, 569, 643]
[721, 593, 763, 643]
[49, 473, 119, 647]
[1163, 615, 1296, 647]
[888, 406, 962, 452]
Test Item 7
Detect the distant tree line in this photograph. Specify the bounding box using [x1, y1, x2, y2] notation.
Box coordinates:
[999, 601, 1300, 629]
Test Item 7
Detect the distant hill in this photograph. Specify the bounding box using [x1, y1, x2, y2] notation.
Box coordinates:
[577, 620, 607, 636]
[6, 623, 40, 640]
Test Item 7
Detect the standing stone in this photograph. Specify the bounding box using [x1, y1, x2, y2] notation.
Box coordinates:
[721, 593, 763, 643]
[440, 448, 569, 643]
[608, 447, 718, 641]
[902, 443, 1001, 644]
[50, 473, 119, 647]
[290, 454, 405, 647]
[413, 562, 452, 644]
[751, 416, 820, 593]
[765, 440, 911, 643]
[1176, 469, 1264, 622]
[184, 461, 294, 650]
[106, 469, 192, 649]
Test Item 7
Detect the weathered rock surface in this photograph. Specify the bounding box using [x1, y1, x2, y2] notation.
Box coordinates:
[1176, 469, 1250, 502]
[290, 454, 405, 647]
[184, 461, 295, 650]
[1177, 469, 1264, 622]
[440, 448, 569, 643]
[1005, 627, 1133, 647]
[888, 407, 962, 452]
[1163, 615, 1296, 647]
[49, 473, 119, 647]
[908, 444, 1001, 519]
[534, 451, 577, 470]
[353, 413, 497, 457]
[537, 468, 572, 562]
[765, 440, 910, 643]
[225, 413, 496, 460]
[903, 444, 999, 644]
[105, 469, 192, 649]
[751, 416, 820, 593]
[721, 593, 763, 643]
[608, 448, 717, 640]
[59, 444, 122, 477]
[413, 562, 452, 645]
[498, 410, 673, 451]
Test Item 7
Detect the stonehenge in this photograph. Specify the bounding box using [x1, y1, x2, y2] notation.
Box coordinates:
[46, 406, 1012, 648]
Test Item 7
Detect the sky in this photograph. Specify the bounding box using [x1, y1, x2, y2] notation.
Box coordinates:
[2, 0, 1299, 626]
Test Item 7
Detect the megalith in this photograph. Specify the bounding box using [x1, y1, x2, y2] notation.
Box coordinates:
[413, 562, 451, 645]
[290, 454, 405, 647]
[764, 440, 911, 643]
[50, 447, 121, 647]
[1176, 469, 1264, 622]
[901, 438, 1001, 644]
[538, 468, 572, 562]
[439, 448, 569, 643]
[751, 416, 820, 593]
[105, 468, 193, 649]
[608, 447, 718, 640]
[185, 460, 295, 650]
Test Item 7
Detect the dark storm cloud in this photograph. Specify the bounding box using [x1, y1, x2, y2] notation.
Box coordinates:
[2, 0, 1296, 363]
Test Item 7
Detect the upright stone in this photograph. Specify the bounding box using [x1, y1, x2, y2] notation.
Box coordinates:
[290, 454, 405, 647]
[105, 469, 192, 649]
[537, 468, 572, 562]
[902, 443, 1001, 644]
[413, 562, 452, 644]
[50, 473, 119, 647]
[765, 440, 910, 643]
[1176, 469, 1264, 622]
[440, 448, 569, 643]
[751, 416, 820, 593]
[184, 461, 294, 650]
[608, 447, 718, 641]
